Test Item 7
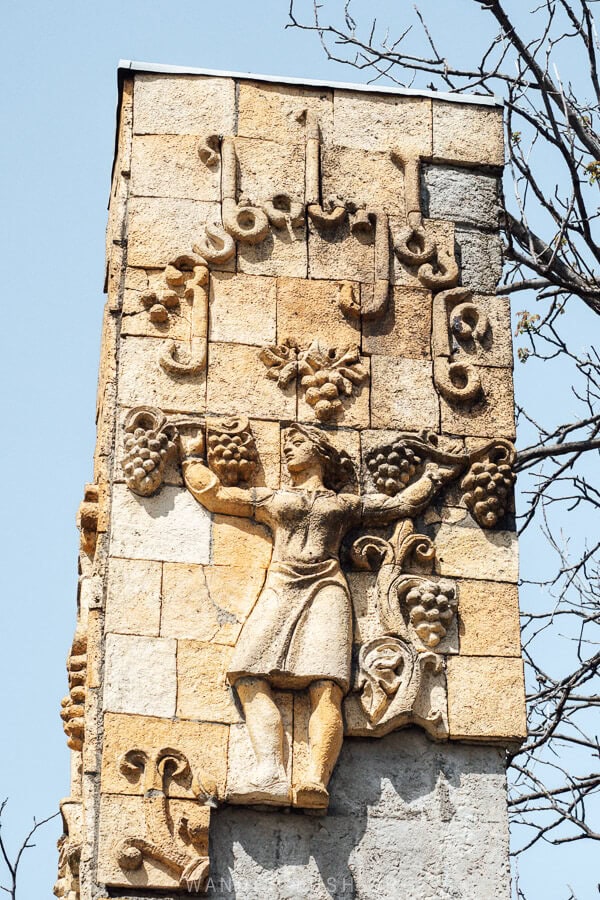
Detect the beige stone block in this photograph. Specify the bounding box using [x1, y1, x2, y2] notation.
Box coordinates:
[391, 219, 455, 287]
[176, 640, 242, 723]
[133, 73, 235, 135]
[433, 520, 519, 583]
[105, 558, 162, 636]
[127, 196, 229, 269]
[235, 137, 305, 205]
[276, 277, 360, 347]
[433, 101, 504, 166]
[321, 146, 406, 216]
[432, 293, 513, 368]
[97, 793, 210, 889]
[209, 272, 276, 346]
[161, 563, 265, 645]
[238, 81, 333, 144]
[297, 357, 370, 429]
[333, 90, 432, 156]
[121, 292, 192, 341]
[130, 134, 221, 202]
[249, 419, 281, 488]
[237, 227, 308, 278]
[110, 484, 211, 565]
[104, 634, 176, 717]
[212, 515, 272, 569]
[438, 364, 516, 440]
[370, 357, 439, 431]
[226, 692, 292, 802]
[308, 217, 375, 283]
[86, 609, 103, 690]
[458, 580, 521, 657]
[362, 287, 432, 359]
[447, 656, 526, 740]
[117, 335, 206, 411]
[206, 342, 296, 420]
[100, 712, 228, 798]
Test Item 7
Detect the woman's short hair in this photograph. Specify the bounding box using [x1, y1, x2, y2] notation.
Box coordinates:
[284, 424, 355, 492]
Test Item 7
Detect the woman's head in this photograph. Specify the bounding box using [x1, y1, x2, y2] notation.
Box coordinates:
[283, 425, 354, 491]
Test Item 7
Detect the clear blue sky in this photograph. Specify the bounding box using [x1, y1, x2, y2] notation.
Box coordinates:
[0, 1, 594, 897]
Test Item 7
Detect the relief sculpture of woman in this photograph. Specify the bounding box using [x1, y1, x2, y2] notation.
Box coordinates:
[179, 424, 460, 809]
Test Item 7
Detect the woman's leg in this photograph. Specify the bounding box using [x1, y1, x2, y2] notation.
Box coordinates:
[235, 676, 287, 789]
[307, 679, 344, 787]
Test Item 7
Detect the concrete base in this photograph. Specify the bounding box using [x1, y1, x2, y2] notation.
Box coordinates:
[208, 729, 511, 900]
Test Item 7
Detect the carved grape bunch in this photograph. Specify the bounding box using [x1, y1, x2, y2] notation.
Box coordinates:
[207, 418, 258, 486]
[122, 408, 177, 496]
[404, 580, 457, 648]
[461, 459, 515, 528]
[366, 443, 424, 496]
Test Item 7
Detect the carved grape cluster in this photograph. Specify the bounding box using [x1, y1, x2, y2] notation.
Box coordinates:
[461, 460, 515, 528]
[123, 424, 176, 496]
[366, 443, 423, 496]
[301, 369, 347, 421]
[405, 580, 457, 648]
[207, 420, 258, 486]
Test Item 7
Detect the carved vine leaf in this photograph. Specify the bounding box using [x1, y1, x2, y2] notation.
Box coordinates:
[206, 417, 259, 486]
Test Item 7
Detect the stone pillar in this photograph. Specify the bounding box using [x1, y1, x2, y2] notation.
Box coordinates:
[55, 64, 526, 900]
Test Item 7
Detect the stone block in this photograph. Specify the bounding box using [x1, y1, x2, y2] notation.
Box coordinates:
[103, 634, 176, 717]
[105, 557, 162, 636]
[176, 640, 242, 723]
[238, 81, 333, 144]
[437, 363, 516, 439]
[276, 277, 360, 348]
[133, 73, 235, 135]
[308, 217, 375, 283]
[390, 218, 455, 287]
[432, 292, 513, 368]
[117, 335, 207, 411]
[207, 342, 296, 420]
[100, 712, 228, 798]
[458, 579, 521, 657]
[237, 226, 308, 278]
[321, 146, 405, 216]
[130, 134, 221, 202]
[297, 357, 370, 429]
[226, 692, 292, 803]
[433, 518, 519, 583]
[209, 272, 276, 346]
[235, 137, 305, 206]
[110, 483, 211, 565]
[433, 101, 504, 166]
[333, 90, 432, 156]
[127, 196, 228, 269]
[121, 287, 192, 340]
[370, 357, 439, 431]
[456, 226, 503, 293]
[362, 286, 432, 359]
[422, 164, 500, 228]
[212, 515, 272, 569]
[447, 655, 526, 740]
[248, 419, 281, 488]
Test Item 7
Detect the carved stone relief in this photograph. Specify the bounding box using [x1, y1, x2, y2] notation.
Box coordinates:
[60, 628, 87, 752]
[53, 799, 82, 900]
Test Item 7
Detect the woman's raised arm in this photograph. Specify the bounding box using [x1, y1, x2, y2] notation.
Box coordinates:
[361, 460, 463, 525]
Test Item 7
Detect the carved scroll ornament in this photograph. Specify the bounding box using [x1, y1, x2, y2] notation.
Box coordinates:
[432, 286, 492, 405]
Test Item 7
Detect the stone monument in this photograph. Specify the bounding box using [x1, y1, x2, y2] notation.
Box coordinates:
[55, 62, 526, 900]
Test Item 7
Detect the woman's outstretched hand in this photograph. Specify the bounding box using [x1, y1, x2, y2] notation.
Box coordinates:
[177, 427, 205, 460]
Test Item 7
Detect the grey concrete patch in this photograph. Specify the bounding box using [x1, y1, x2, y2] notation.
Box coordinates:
[455, 227, 504, 294]
[422, 165, 500, 229]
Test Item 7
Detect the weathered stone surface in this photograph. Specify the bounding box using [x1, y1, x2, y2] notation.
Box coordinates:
[249, 418, 281, 488]
[433, 518, 519, 583]
[133, 73, 235, 135]
[130, 134, 221, 202]
[210, 729, 511, 899]
[127, 196, 228, 268]
[117, 335, 207, 411]
[390, 218, 456, 287]
[370, 357, 439, 431]
[422, 165, 500, 228]
[333, 91, 432, 156]
[209, 273, 277, 346]
[238, 81, 333, 144]
[110, 483, 211, 565]
[212, 515, 272, 569]
[237, 226, 308, 278]
[121, 288, 192, 340]
[105, 557, 162, 636]
[458, 579, 521, 657]
[448, 656, 526, 740]
[207, 341, 296, 419]
[456, 226, 503, 293]
[276, 277, 360, 347]
[176, 640, 242, 723]
[235, 137, 305, 205]
[437, 363, 516, 439]
[103, 634, 176, 717]
[308, 217, 375, 283]
[362, 287, 432, 359]
[433, 101, 504, 166]
[100, 712, 228, 798]
[321, 146, 406, 216]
